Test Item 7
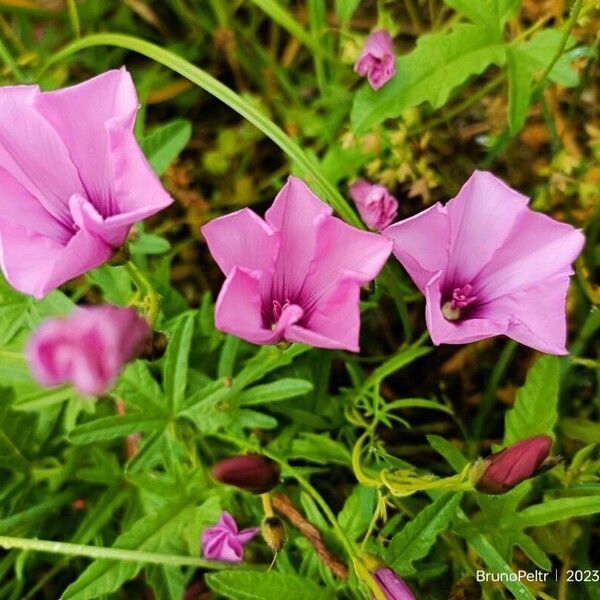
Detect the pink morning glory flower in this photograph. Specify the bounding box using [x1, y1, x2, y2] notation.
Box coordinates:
[383, 171, 585, 354]
[27, 305, 150, 396]
[350, 179, 398, 230]
[354, 30, 396, 91]
[201, 512, 259, 562]
[202, 176, 392, 352]
[0, 68, 173, 299]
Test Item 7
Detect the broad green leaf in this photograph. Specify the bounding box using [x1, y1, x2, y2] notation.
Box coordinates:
[164, 314, 195, 413]
[561, 417, 600, 444]
[87, 265, 132, 306]
[289, 433, 352, 465]
[140, 119, 192, 177]
[130, 233, 171, 256]
[61, 496, 194, 600]
[503, 355, 559, 445]
[512, 496, 600, 527]
[238, 378, 313, 405]
[507, 46, 532, 134]
[444, 0, 520, 35]
[206, 570, 334, 600]
[68, 414, 166, 445]
[351, 24, 506, 132]
[426, 434, 468, 471]
[338, 485, 376, 540]
[387, 493, 461, 573]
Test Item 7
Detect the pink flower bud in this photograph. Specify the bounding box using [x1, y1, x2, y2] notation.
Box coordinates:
[212, 454, 280, 494]
[27, 305, 149, 396]
[350, 180, 398, 230]
[354, 30, 396, 90]
[372, 568, 416, 600]
[201, 512, 258, 562]
[474, 435, 553, 495]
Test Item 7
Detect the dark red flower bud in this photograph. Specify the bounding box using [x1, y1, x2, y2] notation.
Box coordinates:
[474, 435, 553, 495]
[212, 454, 280, 494]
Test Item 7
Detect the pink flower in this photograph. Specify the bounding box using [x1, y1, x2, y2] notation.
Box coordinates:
[383, 171, 584, 354]
[201, 512, 258, 562]
[354, 30, 396, 91]
[27, 305, 150, 396]
[474, 435, 553, 495]
[202, 176, 391, 352]
[350, 179, 398, 230]
[0, 69, 173, 299]
[372, 568, 416, 600]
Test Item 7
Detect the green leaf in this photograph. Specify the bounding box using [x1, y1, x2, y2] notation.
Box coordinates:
[364, 346, 431, 388]
[140, 119, 192, 177]
[238, 379, 313, 406]
[206, 570, 334, 600]
[507, 46, 533, 134]
[561, 417, 600, 444]
[146, 565, 186, 600]
[164, 314, 195, 413]
[68, 414, 166, 445]
[115, 360, 166, 414]
[335, 0, 360, 26]
[338, 485, 376, 540]
[514, 532, 552, 571]
[503, 355, 559, 446]
[512, 496, 600, 527]
[426, 434, 469, 471]
[61, 496, 195, 600]
[130, 233, 171, 256]
[444, 0, 520, 34]
[351, 24, 506, 132]
[289, 433, 352, 465]
[387, 493, 461, 574]
[87, 265, 132, 306]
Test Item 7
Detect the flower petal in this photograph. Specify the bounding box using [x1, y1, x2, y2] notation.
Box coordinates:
[444, 170, 529, 289]
[265, 176, 332, 301]
[202, 208, 279, 277]
[383, 203, 449, 292]
[214, 267, 281, 345]
[236, 527, 260, 544]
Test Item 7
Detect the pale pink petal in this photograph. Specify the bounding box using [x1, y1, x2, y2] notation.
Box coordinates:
[218, 512, 238, 532]
[425, 274, 509, 346]
[214, 267, 281, 345]
[236, 527, 260, 544]
[354, 30, 396, 90]
[444, 171, 529, 289]
[265, 176, 332, 300]
[474, 209, 585, 302]
[476, 276, 571, 354]
[201, 208, 279, 276]
[0, 85, 85, 226]
[383, 203, 449, 292]
[349, 180, 398, 230]
[34, 69, 138, 217]
[288, 279, 361, 351]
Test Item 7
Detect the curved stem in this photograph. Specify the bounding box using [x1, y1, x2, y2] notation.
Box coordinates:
[125, 261, 160, 327]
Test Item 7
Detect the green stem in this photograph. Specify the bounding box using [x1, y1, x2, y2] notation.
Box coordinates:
[125, 261, 160, 326]
[66, 0, 81, 39]
[0, 535, 236, 569]
[40, 33, 359, 227]
[0, 34, 26, 82]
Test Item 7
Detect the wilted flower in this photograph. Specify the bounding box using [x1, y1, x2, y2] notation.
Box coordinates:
[350, 179, 398, 230]
[201, 512, 258, 562]
[383, 171, 585, 354]
[354, 30, 396, 91]
[27, 305, 149, 396]
[212, 454, 280, 494]
[0, 69, 172, 298]
[474, 435, 553, 495]
[202, 176, 391, 351]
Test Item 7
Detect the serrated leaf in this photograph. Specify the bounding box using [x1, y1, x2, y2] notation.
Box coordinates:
[68, 414, 166, 445]
[444, 0, 520, 34]
[503, 355, 559, 446]
[387, 493, 461, 573]
[164, 314, 195, 413]
[238, 378, 313, 405]
[115, 360, 166, 414]
[512, 496, 600, 527]
[351, 23, 506, 132]
[206, 570, 334, 600]
[61, 496, 194, 600]
[140, 119, 192, 177]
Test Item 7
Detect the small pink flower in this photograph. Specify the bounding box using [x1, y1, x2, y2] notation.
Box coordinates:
[354, 30, 396, 90]
[202, 176, 391, 352]
[27, 305, 149, 396]
[350, 179, 398, 230]
[372, 568, 416, 600]
[383, 171, 585, 354]
[475, 435, 553, 495]
[0, 69, 173, 298]
[201, 512, 258, 562]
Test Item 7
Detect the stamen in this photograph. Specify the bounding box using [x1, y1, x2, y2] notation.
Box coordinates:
[442, 284, 477, 321]
[271, 299, 291, 329]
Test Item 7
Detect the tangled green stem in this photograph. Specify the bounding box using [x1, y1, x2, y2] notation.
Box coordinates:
[125, 261, 160, 327]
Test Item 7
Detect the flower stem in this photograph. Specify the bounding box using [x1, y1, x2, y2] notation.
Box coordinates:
[124, 261, 160, 327]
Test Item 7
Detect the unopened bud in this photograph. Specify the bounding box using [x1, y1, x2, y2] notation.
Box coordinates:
[212, 454, 280, 494]
[473, 435, 553, 495]
[372, 567, 416, 599]
[261, 516, 285, 552]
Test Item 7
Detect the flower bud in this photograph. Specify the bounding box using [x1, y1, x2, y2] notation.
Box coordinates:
[211, 454, 280, 494]
[349, 180, 398, 231]
[261, 516, 285, 552]
[372, 567, 416, 600]
[473, 435, 553, 495]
